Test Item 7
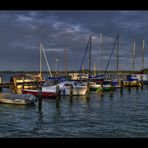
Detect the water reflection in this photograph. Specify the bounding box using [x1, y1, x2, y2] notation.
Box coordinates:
[80, 95, 90, 105]
[2, 79, 148, 137]
[38, 111, 43, 122]
[37, 97, 42, 113]
[120, 88, 123, 96]
[136, 86, 139, 92]
[85, 95, 90, 105]
[141, 85, 143, 91]
[109, 91, 114, 98]
[32, 108, 44, 136]
[128, 87, 131, 94]
[69, 96, 73, 108]
[55, 98, 61, 117]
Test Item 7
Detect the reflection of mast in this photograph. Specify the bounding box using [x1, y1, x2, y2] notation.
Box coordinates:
[142, 40, 145, 70]
[132, 41, 136, 73]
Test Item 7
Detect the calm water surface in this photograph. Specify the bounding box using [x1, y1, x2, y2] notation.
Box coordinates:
[0, 73, 148, 137]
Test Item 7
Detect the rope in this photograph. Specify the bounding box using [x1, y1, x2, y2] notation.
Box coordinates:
[41, 43, 53, 77]
[79, 37, 90, 73]
[104, 34, 119, 76]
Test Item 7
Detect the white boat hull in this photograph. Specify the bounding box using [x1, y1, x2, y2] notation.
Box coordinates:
[0, 93, 36, 105]
[0, 98, 30, 105]
[60, 86, 87, 96]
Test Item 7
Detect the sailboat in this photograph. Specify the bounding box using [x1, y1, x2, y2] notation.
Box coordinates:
[131, 40, 148, 85]
[112, 33, 122, 88]
[90, 33, 115, 92]
[22, 42, 57, 98]
[123, 41, 142, 87]
[22, 43, 88, 97]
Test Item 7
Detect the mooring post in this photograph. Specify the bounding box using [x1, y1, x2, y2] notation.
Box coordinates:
[86, 81, 90, 98]
[13, 77, 17, 94]
[22, 76, 25, 89]
[70, 84, 73, 97]
[128, 80, 131, 92]
[136, 80, 139, 91]
[56, 85, 61, 99]
[38, 84, 42, 113]
[110, 81, 113, 98]
[141, 80, 143, 90]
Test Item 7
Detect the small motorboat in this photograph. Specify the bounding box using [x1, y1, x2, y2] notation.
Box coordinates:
[42, 77, 88, 96]
[0, 93, 37, 105]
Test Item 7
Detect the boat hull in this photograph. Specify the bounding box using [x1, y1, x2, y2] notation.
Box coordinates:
[0, 98, 30, 105]
[123, 81, 142, 87]
[89, 85, 114, 92]
[22, 89, 57, 98]
[60, 87, 87, 96]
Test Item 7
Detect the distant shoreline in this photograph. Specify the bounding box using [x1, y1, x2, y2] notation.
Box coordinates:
[0, 69, 148, 74]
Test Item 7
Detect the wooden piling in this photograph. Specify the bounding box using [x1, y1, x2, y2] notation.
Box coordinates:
[37, 85, 42, 112]
[70, 84, 73, 97]
[87, 82, 90, 93]
[86, 82, 90, 98]
[13, 77, 17, 94]
[141, 80, 143, 90]
[56, 85, 61, 99]
[128, 80, 131, 92]
[136, 80, 139, 91]
[22, 76, 25, 89]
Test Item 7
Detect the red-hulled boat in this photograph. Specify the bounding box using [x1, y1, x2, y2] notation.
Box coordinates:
[22, 89, 57, 98]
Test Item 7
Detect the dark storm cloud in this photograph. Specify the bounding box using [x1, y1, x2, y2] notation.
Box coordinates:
[0, 11, 148, 71]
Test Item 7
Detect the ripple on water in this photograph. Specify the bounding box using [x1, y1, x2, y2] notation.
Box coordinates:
[0, 85, 148, 137]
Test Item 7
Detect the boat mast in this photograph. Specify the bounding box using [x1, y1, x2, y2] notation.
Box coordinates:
[40, 42, 42, 80]
[117, 33, 119, 74]
[132, 41, 136, 73]
[82, 64, 85, 75]
[41, 43, 53, 77]
[104, 34, 119, 77]
[88, 35, 92, 78]
[64, 49, 67, 76]
[99, 33, 102, 75]
[142, 40, 145, 71]
[94, 61, 96, 76]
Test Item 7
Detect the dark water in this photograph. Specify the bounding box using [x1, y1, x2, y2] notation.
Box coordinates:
[0, 73, 148, 137]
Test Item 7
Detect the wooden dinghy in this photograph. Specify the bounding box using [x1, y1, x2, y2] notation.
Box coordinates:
[0, 93, 36, 105]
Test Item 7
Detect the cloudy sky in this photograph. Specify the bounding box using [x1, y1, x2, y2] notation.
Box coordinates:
[0, 11, 148, 72]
